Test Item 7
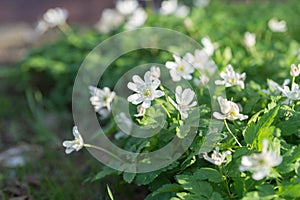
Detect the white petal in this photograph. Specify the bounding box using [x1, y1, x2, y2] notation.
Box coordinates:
[62, 140, 73, 147]
[166, 61, 177, 69]
[132, 75, 144, 85]
[142, 100, 151, 108]
[181, 88, 195, 105]
[170, 69, 181, 82]
[168, 96, 179, 110]
[127, 82, 139, 92]
[154, 90, 165, 98]
[65, 148, 74, 154]
[213, 112, 226, 120]
[252, 168, 269, 180]
[128, 93, 143, 104]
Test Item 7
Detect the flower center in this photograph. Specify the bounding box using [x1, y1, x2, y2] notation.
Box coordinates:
[230, 78, 236, 84]
[144, 89, 151, 97]
[229, 111, 237, 117]
[178, 65, 184, 72]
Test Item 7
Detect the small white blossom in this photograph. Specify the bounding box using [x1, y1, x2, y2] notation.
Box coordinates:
[95, 9, 124, 34]
[43, 7, 68, 28]
[215, 64, 246, 89]
[116, 0, 139, 16]
[127, 71, 164, 108]
[149, 66, 161, 81]
[201, 36, 217, 57]
[168, 86, 197, 119]
[290, 64, 300, 77]
[193, 0, 210, 7]
[62, 126, 84, 154]
[124, 8, 147, 30]
[193, 74, 210, 86]
[160, 0, 190, 18]
[262, 79, 290, 95]
[202, 148, 231, 166]
[166, 54, 194, 82]
[244, 32, 256, 48]
[88, 86, 116, 112]
[184, 49, 217, 75]
[134, 105, 146, 117]
[213, 96, 248, 121]
[35, 20, 50, 35]
[239, 140, 282, 180]
[268, 18, 287, 32]
[278, 83, 300, 102]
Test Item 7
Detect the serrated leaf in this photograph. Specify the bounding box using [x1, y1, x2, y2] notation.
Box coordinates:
[123, 172, 136, 183]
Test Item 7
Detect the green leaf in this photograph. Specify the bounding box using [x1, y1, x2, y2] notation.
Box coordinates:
[123, 172, 136, 183]
[243, 105, 280, 146]
[91, 167, 116, 182]
[194, 168, 223, 183]
[277, 112, 300, 136]
[279, 183, 300, 198]
[151, 184, 182, 197]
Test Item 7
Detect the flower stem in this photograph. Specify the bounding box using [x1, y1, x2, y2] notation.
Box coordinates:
[84, 144, 124, 162]
[219, 166, 232, 197]
[291, 76, 296, 88]
[58, 22, 73, 36]
[224, 119, 242, 147]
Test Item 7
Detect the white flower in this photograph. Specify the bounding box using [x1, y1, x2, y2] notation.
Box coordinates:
[168, 86, 197, 119]
[290, 64, 300, 77]
[127, 71, 164, 108]
[244, 32, 256, 48]
[43, 7, 68, 28]
[149, 66, 161, 81]
[201, 36, 217, 57]
[88, 86, 116, 112]
[134, 105, 146, 117]
[278, 83, 300, 101]
[95, 9, 124, 34]
[193, 0, 210, 7]
[166, 54, 194, 82]
[160, 0, 190, 18]
[239, 140, 282, 180]
[193, 74, 209, 86]
[35, 20, 49, 35]
[268, 18, 287, 32]
[116, 0, 139, 16]
[184, 49, 217, 75]
[213, 96, 248, 121]
[215, 64, 246, 89]
[202, 148, 231, 166]
[62, 126, 84, 154]
[124, 8, 147, 30]
[262, 79, 290, 95]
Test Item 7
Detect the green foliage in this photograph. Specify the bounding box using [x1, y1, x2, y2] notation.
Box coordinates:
[16, 0, 300, 199]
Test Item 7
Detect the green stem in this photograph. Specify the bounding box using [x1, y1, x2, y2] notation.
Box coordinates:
[219, 166, 232, 197]
[84, 144, 124, 162]
[291, 76, 296, 88]
[224, 119, 242, 147]
[58, 22, 73, 36]
[155, 99, 171, 118]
